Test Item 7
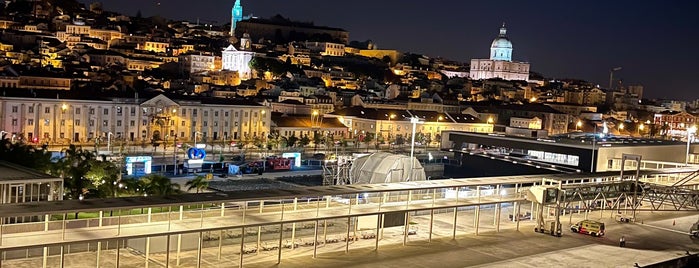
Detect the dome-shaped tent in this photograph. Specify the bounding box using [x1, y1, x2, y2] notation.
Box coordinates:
[349, 152, 425, 184]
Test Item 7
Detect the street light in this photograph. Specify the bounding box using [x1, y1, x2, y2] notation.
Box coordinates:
[576, 120, 582, 131]
[619, 123, 624, 132]
[686, 125, 697, 166]
[388, 113, 396, 150]
[638, 123, 645, 136]
[609, 67, 622, 91]
[194, 131, 203, 147]
[409, 117, 423, 181]
[107, 132, 113, 154]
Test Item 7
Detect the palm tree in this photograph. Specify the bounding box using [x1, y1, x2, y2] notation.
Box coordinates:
[141, 174, 181, 196]
[54, 145, 96, 199]
[185, 175, 209, 193]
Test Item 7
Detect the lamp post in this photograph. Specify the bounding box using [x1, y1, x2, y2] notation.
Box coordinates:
[388, 113, 396, 150]
[609, 67, 622, 91]
[686, 126, 697, 166]
[107, 132, 113, 154]
[591, 124, 597, 173]
[194, 131, 203, 148]
[638, 123, 645, 137]
[173, 135, 179, 175]
[409, 117, 422, 181]
[576, 120, 582, 131]
[487, 117, 494, 133]
[61, 104, 67, 146]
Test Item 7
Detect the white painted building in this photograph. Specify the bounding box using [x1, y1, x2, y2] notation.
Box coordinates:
[222, 44, 254, 80]
[469, 24, 530, 81]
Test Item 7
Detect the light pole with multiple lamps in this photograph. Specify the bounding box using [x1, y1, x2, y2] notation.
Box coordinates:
[409, 117, 423, 181]
[686, 126, 697, 166]
[107, 132, 113, 154]
[609, 67, 622, 91]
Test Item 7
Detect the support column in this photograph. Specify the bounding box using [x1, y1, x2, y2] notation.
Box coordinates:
[277, 223, 284, 264]
[452, 207, 458, 239]
[516, 202, 521, 231]
[166, 235, 171, 268]
[291, 198, 298, 250]
[495, 203, 501, 232]
[196, 232, 203, 268]
[145, 237, 151, 268]
[115, 240, 119, 268]
[474, 205, 480, 235]
[403, 212, 409, 246]
[375, 214, 381, 250]
[345, 217, 351, 253]
[429, 209, 434, 242]
[313, 220, 319, 258]
[96, 241, 101, 268]
[176, 205, 183, 266]
[60, 245, 65, 268]
[217, 230, 223, 261]
[239, 227, 245, 268]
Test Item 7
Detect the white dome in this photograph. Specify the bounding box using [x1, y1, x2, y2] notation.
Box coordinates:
[491, 37, 512, 49]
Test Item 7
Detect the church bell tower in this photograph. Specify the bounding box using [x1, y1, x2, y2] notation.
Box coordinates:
[230, 0, 243, 36]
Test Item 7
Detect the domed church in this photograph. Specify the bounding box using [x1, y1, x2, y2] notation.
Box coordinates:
[469, 23, 530, 81]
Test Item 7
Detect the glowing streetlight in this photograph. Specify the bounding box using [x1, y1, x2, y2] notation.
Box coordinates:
[61, 104, 67, 111]
[619, 123, 624, 131]
[107, 132, 113, 154]
[487, 117, 494, 124]
[409, 117, 423, 181]
[687, 125, 697, 166]
[576, 120, 582, 131]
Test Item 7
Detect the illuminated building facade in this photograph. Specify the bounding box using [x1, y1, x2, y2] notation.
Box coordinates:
[0, 93, 269, 145]
[231, 0, 243, 36]
[469, 24, 530, 81]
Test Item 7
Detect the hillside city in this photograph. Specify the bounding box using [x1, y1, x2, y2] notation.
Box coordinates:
[0, 0, 697, 150]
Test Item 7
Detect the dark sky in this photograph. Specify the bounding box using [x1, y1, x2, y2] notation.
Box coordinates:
[80, 0, 699, 101]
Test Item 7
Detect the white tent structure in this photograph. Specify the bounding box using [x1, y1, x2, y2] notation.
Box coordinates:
[349, 152, 426, 184]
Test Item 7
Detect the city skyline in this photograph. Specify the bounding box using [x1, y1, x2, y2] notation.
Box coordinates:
[79, 0, 699, 101]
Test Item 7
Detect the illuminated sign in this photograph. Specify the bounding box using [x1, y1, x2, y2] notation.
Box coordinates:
[282, 152, 302, 167]
[125, 156, 152, 176]
[187, 148, 207, 160]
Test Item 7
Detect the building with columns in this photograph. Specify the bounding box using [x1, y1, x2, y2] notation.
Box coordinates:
[469, 24, 530, 81]
[222, 37, 255, 80]
[0, 90, 270, 145]
[327, 107, 492, 144]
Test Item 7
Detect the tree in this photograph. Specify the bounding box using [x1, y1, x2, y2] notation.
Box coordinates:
[185, 175, 209, 193]
[85, 159, 119, 198]
[55, 145, 96, 200]
[0, 138, 52, 172]
[300, 134, 311, 147]
[141, 174, 181, 196]
[285, 134, 299, 148]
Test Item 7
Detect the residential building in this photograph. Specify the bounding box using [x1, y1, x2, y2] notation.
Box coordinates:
[179, 53, 216, 75]
[305, 41, 345, 57]
[327, 107, 492, 143]
[653, 111, 697, 138]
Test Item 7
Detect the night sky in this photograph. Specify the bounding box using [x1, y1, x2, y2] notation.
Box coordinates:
[80, 0, 699, 101]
